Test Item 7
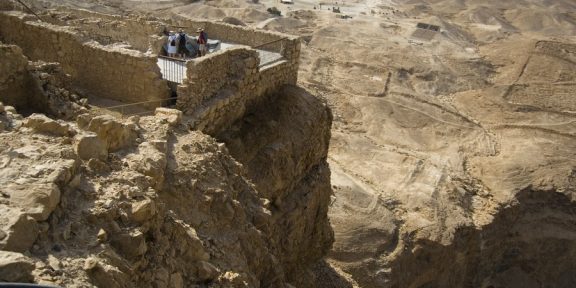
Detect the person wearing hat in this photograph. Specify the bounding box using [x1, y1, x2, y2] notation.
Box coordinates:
[167, 31, 178, 57]
[196, 28, 207, 57]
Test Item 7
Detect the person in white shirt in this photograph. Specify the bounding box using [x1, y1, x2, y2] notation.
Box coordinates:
[167, 31, 178, 57]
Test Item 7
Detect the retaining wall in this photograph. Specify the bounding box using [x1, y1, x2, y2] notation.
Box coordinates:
[177, 46, 299, 134]
[0, 11, 170, 107]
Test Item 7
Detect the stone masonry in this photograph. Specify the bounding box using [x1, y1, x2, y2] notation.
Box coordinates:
[177, 43, 301, 135]
[0, 11, 170, 108]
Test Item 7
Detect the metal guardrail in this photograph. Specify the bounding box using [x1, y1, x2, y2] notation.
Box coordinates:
[253, 37, 288, 51]
[157, 55, 187, 84]
[13, 0, 43, 21]
[101, 96, 178, 115]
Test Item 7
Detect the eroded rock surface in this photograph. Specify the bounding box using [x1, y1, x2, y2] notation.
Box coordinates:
[0, 82, 333, 287]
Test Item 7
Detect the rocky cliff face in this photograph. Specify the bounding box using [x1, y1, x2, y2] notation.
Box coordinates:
[0, 85, 333, 286]
[216, 85, 334, 286]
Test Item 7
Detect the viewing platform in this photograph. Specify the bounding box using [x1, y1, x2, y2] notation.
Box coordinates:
[157, 42, 285, 84]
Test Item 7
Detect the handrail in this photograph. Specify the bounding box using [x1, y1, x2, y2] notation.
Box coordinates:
[14, 0, 43, 22]
[102, 97, 178, 110]
[253, 37, 288, 49]
[157, 55, 187, 63]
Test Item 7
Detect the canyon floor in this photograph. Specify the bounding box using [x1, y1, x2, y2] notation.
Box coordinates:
[10, 0, 576, 287]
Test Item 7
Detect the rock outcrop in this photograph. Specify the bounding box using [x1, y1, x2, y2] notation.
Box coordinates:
[0, 82, 333, 287]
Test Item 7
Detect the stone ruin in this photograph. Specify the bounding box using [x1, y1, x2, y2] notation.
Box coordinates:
[0, 4, 333, 287]
[0, 6, 301, 135]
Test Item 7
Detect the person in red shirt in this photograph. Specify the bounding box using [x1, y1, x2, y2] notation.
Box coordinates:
[197, 28, 207, 57]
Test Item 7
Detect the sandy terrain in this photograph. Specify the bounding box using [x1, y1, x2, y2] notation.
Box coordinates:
[11, 0, 576, 286]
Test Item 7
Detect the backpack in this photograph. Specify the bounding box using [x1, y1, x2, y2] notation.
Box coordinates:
[170, 36, 176, 46]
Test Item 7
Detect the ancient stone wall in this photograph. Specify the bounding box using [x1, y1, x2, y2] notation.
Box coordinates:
[177, 45, 300, 134]
[172, 17, 301, 59]
[44, 8, 302, 58]
[0, 11, 170, 108]
[0, 43, 30, 110]
[45, 8, 166, 52]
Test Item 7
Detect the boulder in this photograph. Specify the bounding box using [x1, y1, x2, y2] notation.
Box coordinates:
[155, 107, 183, 126]
[127, 142, 167, 188]
[110, 230, 147, 259]
[0, 251, 35, 282]
[130, 198, 156, 223]
[4, 106, 17, 114]
[7, 182, 61, 221]
[86, 115, 138, 152]
[23, 113, 74, 136]
[0, 205, 38, 252]
[75, 132, 107, 160]
[85, 258, 130, 288]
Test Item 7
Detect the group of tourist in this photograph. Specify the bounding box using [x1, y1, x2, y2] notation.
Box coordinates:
[166, 28, 208, 58]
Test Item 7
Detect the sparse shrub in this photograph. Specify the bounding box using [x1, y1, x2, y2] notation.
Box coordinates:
[267, 7, 281, 16]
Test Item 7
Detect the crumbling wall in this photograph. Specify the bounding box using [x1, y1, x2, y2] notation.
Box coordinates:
[0, 11, 170, 107]
[172, 17, 301, 59]
[177, 46, 299, 134]
[0, 43, 29, 111]
[0, 42, 88, 118]
[45, 8, 166, 52]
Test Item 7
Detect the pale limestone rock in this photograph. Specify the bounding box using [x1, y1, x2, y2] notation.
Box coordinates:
[87, 261, 130, 288]
[86, 115, 137, 152]
[97, 228, 108, 242]
[0, 205, 38, 252]
[7, 182, 61, 221]
[47, 254, 62, 271]
[155, 107, 183, 126]
[75, 132, 107, 160]
[0, 251, 35, 282]
[83, 257, 98, 271]
[23, 113, 74, 136]
[130, 198, 156, 223]
[127, 142, 166, 188]
[4, 106, 16, 114]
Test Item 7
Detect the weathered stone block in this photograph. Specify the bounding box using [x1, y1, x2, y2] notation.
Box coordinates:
[130, 198, 156, 223]
[0, 205, 38, 252]
[23, 113, 74, 137]
[8, 182, 61, 222]
[0, 251, 34, 282]
[86, 115, 137, 152]
[110, 230, 147, 259]
[155, 107, 182, 126]
[75, 132, 107, 160]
